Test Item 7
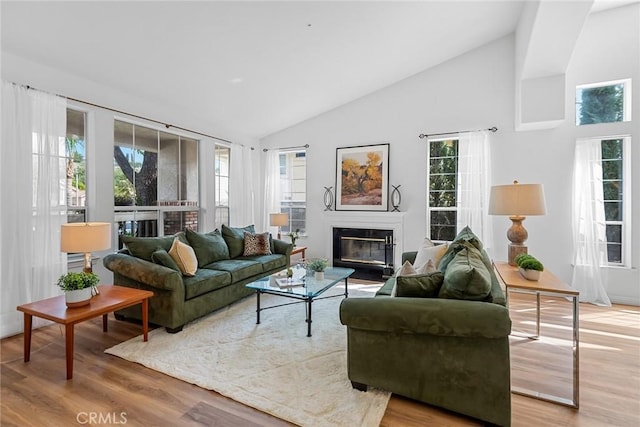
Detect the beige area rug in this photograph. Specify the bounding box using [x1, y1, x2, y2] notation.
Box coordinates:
[105, 285, 390, 427]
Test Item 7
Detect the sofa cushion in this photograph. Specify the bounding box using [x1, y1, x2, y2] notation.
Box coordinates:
[243, 231, 272, 256]
[240, 254, 287, 272]
[396, 271, 444, 298]
[413, 238, 448, 273]
[186, 229, 230, 267]
[168, 237, 198, 276]
[121, 235, 175, 261]
[221, 224, 255, 258]
[183, 268, 232, 300]
[453, 225, 483, 251]
[204, 259, 263, 282]
[439, 242, 492, 301]
[151, 249, 181, 272]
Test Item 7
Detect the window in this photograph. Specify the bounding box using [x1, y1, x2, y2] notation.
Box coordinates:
[113, 120, 199, 245]
[214, 145, 230, 228]
[576, 79, 631, 126]
[279, 150, 306, 234]
[427, 139, 458, 242]
[65, 108, 87, 223]
[600, 137, 630, 266]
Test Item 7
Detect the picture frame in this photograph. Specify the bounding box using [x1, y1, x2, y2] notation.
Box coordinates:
[335, 143, 389, 211]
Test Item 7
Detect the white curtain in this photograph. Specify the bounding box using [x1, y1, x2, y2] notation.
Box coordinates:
[229, 145, 255, 227]
[456, 130, 494, 253]
[571, 138, 611, 306]
[1, 81, 68, 338]
[263, 150, 281, 234]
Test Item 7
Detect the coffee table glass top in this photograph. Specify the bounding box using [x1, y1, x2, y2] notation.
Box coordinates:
[246, 266, 355, 298]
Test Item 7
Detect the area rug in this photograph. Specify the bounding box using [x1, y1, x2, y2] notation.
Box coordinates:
[105, 286, 390, 426]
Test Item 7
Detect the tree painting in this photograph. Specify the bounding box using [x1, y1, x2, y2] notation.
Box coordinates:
[338, 146, 386, 207]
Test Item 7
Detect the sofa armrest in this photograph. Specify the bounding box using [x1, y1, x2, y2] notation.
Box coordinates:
[103, 253, 183, 292]
[273, 239, 293, 257]
[340, 297, 511, 339]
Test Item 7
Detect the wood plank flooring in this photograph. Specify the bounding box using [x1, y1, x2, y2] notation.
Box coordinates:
[2, 290, 639, 426]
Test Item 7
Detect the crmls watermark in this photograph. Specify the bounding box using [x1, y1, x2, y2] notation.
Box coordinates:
[76, 412, 128, 425]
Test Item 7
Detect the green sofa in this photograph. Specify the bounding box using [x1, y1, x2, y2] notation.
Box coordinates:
[103, 225, 292, 333]
[339, 231, 512, 426]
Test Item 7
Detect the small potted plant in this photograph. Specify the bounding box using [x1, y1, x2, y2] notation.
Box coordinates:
[515, 254, 544, 281]
[288, 229, 300, 247]
[307, 258, 328, 281]
[57, 272, 99, 307]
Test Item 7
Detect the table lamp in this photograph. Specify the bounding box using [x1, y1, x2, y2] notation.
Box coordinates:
[269, 213, 289, 240]
[489, 181, 546, 265]
[61, 222, 112, 273]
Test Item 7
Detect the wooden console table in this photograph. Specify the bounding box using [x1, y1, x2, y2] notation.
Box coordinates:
[494, 261, 580, 408]
[290, 246, 307, 260]
[17, 285, 153, 380]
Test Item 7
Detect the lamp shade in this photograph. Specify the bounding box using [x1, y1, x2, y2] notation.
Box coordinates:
[61, 222, 112, 253]
[489, 182, 546, 216]
[269, 213, 289, 227]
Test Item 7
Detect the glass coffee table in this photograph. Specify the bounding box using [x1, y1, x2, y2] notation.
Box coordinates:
[246, 266, 355, 337]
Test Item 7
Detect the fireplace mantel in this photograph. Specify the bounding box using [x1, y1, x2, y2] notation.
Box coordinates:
[324, 211, 406, 270]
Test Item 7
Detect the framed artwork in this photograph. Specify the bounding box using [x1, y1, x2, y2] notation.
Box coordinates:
[335, 143, 389, 211]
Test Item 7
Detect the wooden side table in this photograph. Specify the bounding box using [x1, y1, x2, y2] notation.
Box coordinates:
[494, 261, 580, 408]
[17, 285, 153, 380]
[290, 246, 307, 260]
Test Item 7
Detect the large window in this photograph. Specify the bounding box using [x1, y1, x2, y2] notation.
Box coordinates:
[576, 79, 631, 126]
[113, 120, 199, 245]
[66, 108, 87, 223]
[279, 150, 306, 234]
[214, 145, 230, 228]
[427, 139, 458, 242]
[600, 137, 630, 266]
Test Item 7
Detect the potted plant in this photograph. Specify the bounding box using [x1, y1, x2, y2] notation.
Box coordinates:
[307, 258, 328, 281]
[57, 272, 99, 307]
[288, 229, 300, 247]
[514, 254, 544, 281]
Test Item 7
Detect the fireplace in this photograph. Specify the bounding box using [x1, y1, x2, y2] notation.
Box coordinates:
[332, 227, 394, 280]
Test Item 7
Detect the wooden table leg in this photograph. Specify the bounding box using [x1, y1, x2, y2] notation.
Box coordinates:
[65, 323, 74, 380]
[23, 314, 32, 362]
[142, 298, 149, 342]
[102, 313, 108, 332]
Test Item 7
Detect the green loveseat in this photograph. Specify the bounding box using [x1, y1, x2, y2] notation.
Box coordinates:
[103, 225, 292, 333]
[339, 231, 512, 426]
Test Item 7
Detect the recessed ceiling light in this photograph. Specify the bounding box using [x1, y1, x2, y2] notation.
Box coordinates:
[230, 78, 243, 84]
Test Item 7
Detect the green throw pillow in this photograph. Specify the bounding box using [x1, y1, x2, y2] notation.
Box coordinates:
[121, 235, 176, 261]
[453, 225, 483, 251]
[185, 228, 230, 267]
[396, 272, 444, 298]
[221, 224, 256, 258]
[439, 242, 492, 301]
[151, 249, 181, 272]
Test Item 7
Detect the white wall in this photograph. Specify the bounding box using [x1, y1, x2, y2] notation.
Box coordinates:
[261, 5, 640, 305]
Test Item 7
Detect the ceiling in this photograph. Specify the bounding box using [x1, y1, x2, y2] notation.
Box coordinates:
[1, 1, 635, 140]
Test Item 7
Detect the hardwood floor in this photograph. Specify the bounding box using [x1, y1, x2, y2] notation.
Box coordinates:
[2, 291, 639, 426]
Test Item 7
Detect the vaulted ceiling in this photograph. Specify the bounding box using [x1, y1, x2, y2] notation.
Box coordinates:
[1, 1, 634, 140]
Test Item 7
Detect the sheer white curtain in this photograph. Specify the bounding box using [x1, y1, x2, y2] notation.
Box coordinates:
[457, 130, 494, 253]
[1, 81, 68, 338]
[263, 150, 281, 234]
[571, 138, 611, 306]
[229, 145, 255, 226]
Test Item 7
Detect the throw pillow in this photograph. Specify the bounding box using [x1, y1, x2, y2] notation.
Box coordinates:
[151, 249, 181, 272]
[121, 235, 175, 261]
[168, 238, 198, 276]
[391, 260, 418, 297]
[413, 238, 448, 274]
[438, 242, 492, 301]
[453, 225, 483, 251]
[396, 272, 445, 298]
[242, 232, 272, 256]
[423, 259, 437, 273]
[221, 224, 256, 258]
[185, 228, 230, 267]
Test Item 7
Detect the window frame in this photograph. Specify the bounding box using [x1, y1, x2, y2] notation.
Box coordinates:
[278, 149, 307, 235]
[214, 144, 230, 229]
[426, 137, 459, 244]
[575, 78, 632, 126]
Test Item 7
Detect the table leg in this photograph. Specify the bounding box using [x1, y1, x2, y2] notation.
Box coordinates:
[344, 278, 349, 298]
[535, 291, 541, 338]
[256, 291, 261, 324]
[102, 313, 108, 332]
[573, 295, 580, 408]
[65, 323, 74, 380]
[142, 298, 149, 342]
[306, 298, 313, 337]
[23, 314, 32, 362]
